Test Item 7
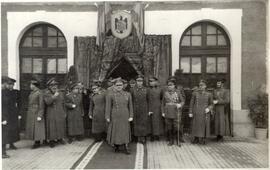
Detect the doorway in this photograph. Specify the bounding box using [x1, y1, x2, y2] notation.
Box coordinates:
[107, 58, 138, 81]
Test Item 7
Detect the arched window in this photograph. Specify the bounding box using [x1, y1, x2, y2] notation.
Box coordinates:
[19, 24, 67, 89]
[179, 22, 230, 89]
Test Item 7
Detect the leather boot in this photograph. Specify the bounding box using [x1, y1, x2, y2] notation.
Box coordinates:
[124, 144, 131, 155]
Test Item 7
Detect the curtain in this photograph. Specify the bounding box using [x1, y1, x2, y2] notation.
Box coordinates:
[74, 36, 101, 88]
[142, 35, 171, 85]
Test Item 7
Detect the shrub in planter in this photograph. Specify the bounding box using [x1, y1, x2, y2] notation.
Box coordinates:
[247, 91, 268, 139]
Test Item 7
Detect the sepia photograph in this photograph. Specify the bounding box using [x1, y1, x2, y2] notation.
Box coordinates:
[1, 0, 269, 169]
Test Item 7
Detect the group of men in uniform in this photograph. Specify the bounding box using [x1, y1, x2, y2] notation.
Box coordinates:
[2, 74, 230, 158]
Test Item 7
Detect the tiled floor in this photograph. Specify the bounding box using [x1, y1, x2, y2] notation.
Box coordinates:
[2, 139, 94, 169]
[147, 136, 268, 169]
[2, 136, 268, 169]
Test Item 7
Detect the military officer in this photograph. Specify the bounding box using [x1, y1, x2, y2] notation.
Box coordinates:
[213, 79, 230, 141]
[162, 78, 185, 146]
[189, 80, 213, 145]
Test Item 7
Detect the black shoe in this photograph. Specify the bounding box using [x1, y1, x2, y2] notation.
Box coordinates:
[49, 141, 55, 148]
[2, 153, 10, 159]
[150, 136, 155, 141]
[199, 138, 206, 145]
[9, 143, 17, 150]
[58, 139, 66, 145]
[124, 146, 131, 155]
[43, 140, 49, 146]
[68, 138, 73, 144]
[155, 136, 160, 141]
[167, 142, 173, 146]
[179, 138, 185, 143]
[192, 137, 199, 144]
[77, 136, 83, 141]
[32, 143, 40, 149]
[114, 145, 120, 153]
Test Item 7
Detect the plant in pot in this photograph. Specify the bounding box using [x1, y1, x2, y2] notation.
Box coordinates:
[247, 90, 268, 140]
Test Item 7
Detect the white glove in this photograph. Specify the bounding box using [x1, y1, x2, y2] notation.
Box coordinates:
[205, 108, 210, 113]
[18, 115, 22, 120]
[89, 115, 93, 119]
[2, 120, 7, 125]
[128, 117, 133, 122]
[149, 112, 153, 115]
[54, 92, 59, 97]
[189, 113, 193, 118]
[176, 103, 182, 109]
[213, 100, 218, 104]
[37, 117, 42, 121]
[162, 113, 165, 117]
[72, 104, 76, 108]
[106, 119, 110, 122]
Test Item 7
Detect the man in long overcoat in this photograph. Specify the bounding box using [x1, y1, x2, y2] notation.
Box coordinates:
[189, 80, 213, 144]
[25, 79, 46, 149]
[65, 83, 84, 143]
[2, 76, 10, 158]
[89, 80, 106, 142]
[147, 76, 164, 141]
[131, 75, 150, 144]
[6, 78, 21, 149]
[162, 79, 185, 146]
[213, 79, 230, 141]
[106, 78, 133, 154]
[44, 78, 66, 148]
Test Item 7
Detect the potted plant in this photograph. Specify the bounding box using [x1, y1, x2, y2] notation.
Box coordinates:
[247, 91, 268, 140]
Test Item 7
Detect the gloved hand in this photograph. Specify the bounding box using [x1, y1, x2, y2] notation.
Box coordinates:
[189, 113, 193, 118]
[18, 115, 22, 120]
[128, 117, 133, 122]
[176, 103, 182, 109]
[213, 100, 218, 104]
[162, 113, 165, 117]
[205, 108, 210, 113]
[106, 119, 110, 122]
[149, 112, 153, 116]
[2, 120, 7, 125]
[72, 104, 76, 108]
[37, 117, 42, 121]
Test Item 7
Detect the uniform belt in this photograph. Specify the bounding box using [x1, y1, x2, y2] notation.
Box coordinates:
[166, 103, 176, 105]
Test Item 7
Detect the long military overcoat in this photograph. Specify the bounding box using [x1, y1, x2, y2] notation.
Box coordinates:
[7, 89, 20, 143]
[131, 86, 150, 137]
[44, 90, 66, 140]
[189, 91, 213, 138]
[65, 93, 84, 136]
[147, 87, 164, 136]
[213, 88, 230, 136]
[106, 90, 133, 145]
[2, 89, 9, 145]
[89, 91, 106, 134]
[25, 89, 46, 141]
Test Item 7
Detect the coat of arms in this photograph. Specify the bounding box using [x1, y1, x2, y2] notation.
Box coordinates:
[111, 11, 132, 39]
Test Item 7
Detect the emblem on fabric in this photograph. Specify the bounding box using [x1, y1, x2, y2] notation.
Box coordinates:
[111, 11, 132, 39]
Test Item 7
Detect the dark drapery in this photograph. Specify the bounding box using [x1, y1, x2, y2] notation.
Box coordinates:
[74, 36, 101, 88]
[74, 35, 171, 86]
[143, 35, 171, 85]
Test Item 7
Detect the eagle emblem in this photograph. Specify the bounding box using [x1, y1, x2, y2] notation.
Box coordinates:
[111, 11, 132, 39]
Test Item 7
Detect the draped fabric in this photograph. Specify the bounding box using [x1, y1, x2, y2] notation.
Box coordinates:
[74, 35, 171, 86]
[143, 35, 171, 85]
[74, 36, 101, 87]
[97, 2, 112, 47]
[98, 36, 142, 80]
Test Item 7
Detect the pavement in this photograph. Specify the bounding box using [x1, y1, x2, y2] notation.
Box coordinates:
[2, 136, 269, 169]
